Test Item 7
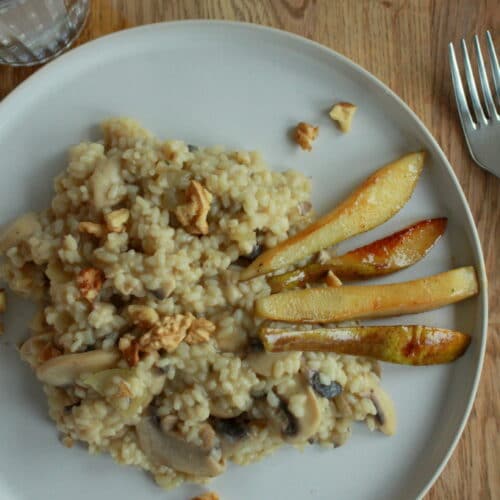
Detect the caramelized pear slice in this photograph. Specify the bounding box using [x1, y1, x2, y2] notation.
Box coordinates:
[267, 218, 447, 292]
[256, 266, 478, 323]
[240, 152, 426, 281]
[260, 325, 471, 365]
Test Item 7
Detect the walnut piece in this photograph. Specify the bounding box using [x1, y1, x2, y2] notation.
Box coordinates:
[294, 122, 319, 151]
[0, 288, 5, 313]
[329, 102, 357, 132]
[175, 180, 213, 235]
[191, 493, 220, 500]
[185, 317, 216, 345]
[76, 268, 104, 302]
[105, 208, 130, 233]
[136, 313, 214, 354]
[127, 305, 159, 329]
[119, 334, 140, 367]
[78, 221, 104, 237]
[138, 314, 192, 353]
[325, 270, 342, 288]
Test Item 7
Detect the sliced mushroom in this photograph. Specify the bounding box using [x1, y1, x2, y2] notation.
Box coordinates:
[212, 415, 249, 440]
[234, 244, 263, 267]
[308, 371, 342, 399]
[275, 374, 322, 444]
[136, 417, 225, 477]
[0, 212, 40, 254]
[368, 385, 397, 436]
[246, 351, 299, 377]
[36, 349, 120, 386]
[89, 158, 125, 211]
[211, 415, 250, 458]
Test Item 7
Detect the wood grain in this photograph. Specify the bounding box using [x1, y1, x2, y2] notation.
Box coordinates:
[0, 1, 498, 498]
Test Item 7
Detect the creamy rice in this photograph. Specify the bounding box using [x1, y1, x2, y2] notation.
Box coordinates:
[0, 118, 392, 489]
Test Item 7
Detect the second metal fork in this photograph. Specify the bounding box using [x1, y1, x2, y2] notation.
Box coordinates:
[449, 31, 500, 177]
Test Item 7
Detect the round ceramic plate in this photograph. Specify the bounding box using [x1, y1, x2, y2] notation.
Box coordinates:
[0, 21, 487, 500]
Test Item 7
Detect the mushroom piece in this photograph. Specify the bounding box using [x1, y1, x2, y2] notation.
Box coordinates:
[245, 351, 300, 377]
[275, 374, 322, 444]
[211, 416, 249, 440]
[36, 349, 120, 386]
[0, 212, 40, 254]
[368, 384, 397, 436]
[234, 244, 263, 267]
[136, 417, 226, 477]
[211, 415, 250, 458]
[308, 371, 343, 399]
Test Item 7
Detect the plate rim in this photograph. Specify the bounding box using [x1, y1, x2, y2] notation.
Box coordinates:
[0, 20, 488, 500]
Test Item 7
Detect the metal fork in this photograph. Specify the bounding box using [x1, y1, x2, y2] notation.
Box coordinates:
[449, 31, 500, 177]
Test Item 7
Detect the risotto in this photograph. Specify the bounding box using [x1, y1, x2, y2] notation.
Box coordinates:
[0, 118, 394, 489]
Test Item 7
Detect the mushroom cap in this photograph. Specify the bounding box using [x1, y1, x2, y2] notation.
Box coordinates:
[368, 384, 397, 436]
[136, 417, 226, 477]
[36, 349, 120, 386]
[276, 373, 322, 444]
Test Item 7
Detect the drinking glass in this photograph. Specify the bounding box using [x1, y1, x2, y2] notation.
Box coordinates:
[0, 0, 89, 66]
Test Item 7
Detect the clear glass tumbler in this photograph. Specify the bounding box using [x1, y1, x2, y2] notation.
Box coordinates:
[0, 0, 89, 66]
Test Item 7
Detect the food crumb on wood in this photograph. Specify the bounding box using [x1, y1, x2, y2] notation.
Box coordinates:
[294, 122, 319, 151]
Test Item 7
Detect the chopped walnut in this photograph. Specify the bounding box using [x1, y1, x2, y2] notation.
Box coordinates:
[325, 270, 343, 288]
[105, 208, 130, 233]
[329, 102, 357, 132]
[294, 122, 319, 151]
[119, 335, 140, 367]
[76, 267, 104, 302]
[175, 180, 213, 235]
[127, 305, 159, 329]
[191, 493, 220, 500]
[137, 313, 213, 354]
[185, 317, 216, 345]
[78, 221, 104, 238]
[138, 314, 192, 353]
[0, 288, 5, 313]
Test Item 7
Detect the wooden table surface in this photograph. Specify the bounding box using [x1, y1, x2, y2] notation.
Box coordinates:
[1, 1, 498, 498]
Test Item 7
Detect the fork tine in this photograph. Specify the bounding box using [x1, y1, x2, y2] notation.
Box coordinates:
[461, 39, 488, 125]
[449, 43, 474, 129]
[486, 31, 500, 102]
[474, 35, 499, 119]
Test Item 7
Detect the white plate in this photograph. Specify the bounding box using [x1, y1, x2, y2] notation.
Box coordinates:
[0, 21, 487, 500]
